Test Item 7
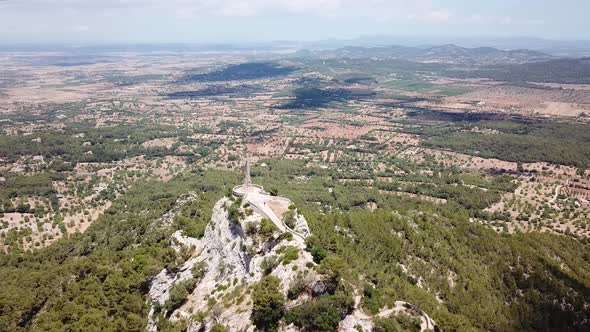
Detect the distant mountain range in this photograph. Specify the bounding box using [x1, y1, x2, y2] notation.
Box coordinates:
[445, 57, 590, 84]
[3, 37, 589, 59]
[294, 44, 555, 65]
[300, 36, 590, 57]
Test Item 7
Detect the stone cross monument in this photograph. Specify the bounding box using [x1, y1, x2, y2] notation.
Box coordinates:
[244, 159, 252, 187]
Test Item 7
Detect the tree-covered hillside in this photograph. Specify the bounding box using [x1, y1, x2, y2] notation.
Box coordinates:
[0, 162, 588, 331]
[0, 171, 239, 332]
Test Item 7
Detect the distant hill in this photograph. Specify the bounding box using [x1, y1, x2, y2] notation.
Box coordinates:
[302, 36, 590, 57]
[418, 44, 551, 64]
[183, 63, 297, 82]
[295, 44, 554, 65]
[446, 57, 590, 83]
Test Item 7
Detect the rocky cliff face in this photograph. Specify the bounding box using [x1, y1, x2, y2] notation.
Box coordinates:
[147, 195, 438, 332]
[147, 196, 319, 332]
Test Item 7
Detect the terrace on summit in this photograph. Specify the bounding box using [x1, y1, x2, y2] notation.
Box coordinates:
[233, 159, 309, 243]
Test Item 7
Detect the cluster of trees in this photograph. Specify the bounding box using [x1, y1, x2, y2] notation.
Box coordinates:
[253, 157, 517, 217]
[285, 291, 353, 331]
[1, 151, 589, 331]
[301, 201, 590, 331]
[376, 165, 517, 213]
[174, 193, 218, 239]
[249, 159, 590, 331]
[0, 172, 63, 213]
[285, 255, 354, 331]
[251, 254, 354, 332]
[373, 314, 422, 332]
[166, 85, 259, 99]
[444, 57, 590, 84]
[423, 120, 590, 169]
[184, 63, 296, 82]
[305, 54, 590, 85]
[0, 124, 191, 164]
[252, 276, 285, 331]
[278, 87, 375, 110]
[106, 74, 166, 87]
[0, 170, 239, 331]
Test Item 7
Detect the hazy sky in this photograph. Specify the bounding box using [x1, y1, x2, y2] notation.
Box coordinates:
[1, 0, 588, 43]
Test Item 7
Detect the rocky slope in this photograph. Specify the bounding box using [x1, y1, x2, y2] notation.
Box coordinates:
[147, 196, 319, 331]
[146, 194, 439, 332]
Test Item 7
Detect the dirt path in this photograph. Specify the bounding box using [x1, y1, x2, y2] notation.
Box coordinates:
[351, 295, 437, 332]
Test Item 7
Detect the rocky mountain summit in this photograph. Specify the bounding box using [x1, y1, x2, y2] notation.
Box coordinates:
[146, 188, 320, 331]
[145, 163, 439, 332]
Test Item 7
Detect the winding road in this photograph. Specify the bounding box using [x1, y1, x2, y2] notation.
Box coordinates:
[351, 295, 437, 332]
[234, 184, 307, 244]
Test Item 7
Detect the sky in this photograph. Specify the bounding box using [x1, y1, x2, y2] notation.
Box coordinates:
[0, 0, 589, 44]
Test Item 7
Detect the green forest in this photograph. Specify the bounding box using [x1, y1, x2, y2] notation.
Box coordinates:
[253, 160, 590, 331]
[0, 158, 589, 331]
[0, 170, 239, 331]
[2, 35, 590, 332]
[400, 116, 590, 170]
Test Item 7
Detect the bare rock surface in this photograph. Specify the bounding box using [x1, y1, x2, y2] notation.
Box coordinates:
[147, 193, 439, 332]
[147, 195, 318, 332]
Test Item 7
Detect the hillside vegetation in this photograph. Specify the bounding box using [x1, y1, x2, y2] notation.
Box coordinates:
[0, 163, 588, 331]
